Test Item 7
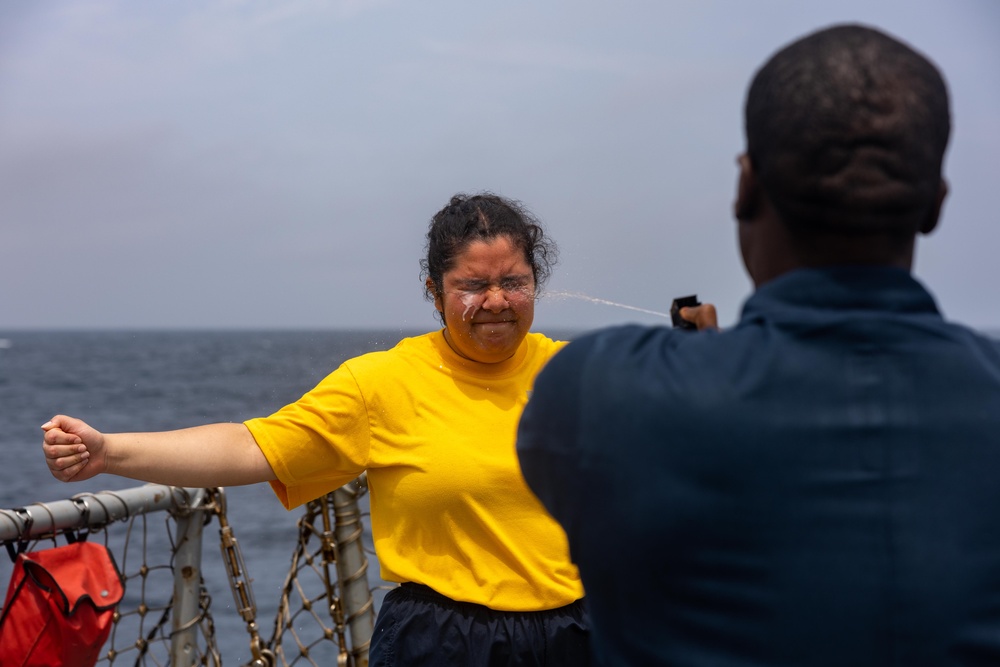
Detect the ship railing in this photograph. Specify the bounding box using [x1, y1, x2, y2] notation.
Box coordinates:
[0, 481, 376, 667]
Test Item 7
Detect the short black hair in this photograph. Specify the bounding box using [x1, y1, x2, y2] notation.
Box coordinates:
[745, 24, 950, 236]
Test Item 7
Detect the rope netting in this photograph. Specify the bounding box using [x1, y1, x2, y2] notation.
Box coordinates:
[105, 509, 223, 667]
[0, 481, 377, 667]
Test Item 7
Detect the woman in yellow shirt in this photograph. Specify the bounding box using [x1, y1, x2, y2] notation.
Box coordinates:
[42, 193, 592, 665]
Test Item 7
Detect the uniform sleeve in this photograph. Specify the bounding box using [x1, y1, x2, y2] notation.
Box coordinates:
[516, 336, 595, 542]
[245, 363, 371, 509]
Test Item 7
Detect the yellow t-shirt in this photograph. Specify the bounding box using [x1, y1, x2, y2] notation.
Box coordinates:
[244, 331, 581, 611]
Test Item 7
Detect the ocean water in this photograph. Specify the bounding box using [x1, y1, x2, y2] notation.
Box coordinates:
[0, 328, 578, 664]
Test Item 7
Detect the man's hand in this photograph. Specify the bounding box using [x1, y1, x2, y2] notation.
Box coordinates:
[680, 303, 720, 331]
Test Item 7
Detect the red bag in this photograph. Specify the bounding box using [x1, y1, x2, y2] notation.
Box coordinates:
[0, 541, 125, 667]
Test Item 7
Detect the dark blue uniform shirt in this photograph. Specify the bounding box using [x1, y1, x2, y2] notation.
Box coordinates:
[518, 267, 1000, 666]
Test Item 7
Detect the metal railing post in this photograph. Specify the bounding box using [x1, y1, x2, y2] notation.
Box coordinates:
[333, 477, 375, 667]
[170, 488, 209, 667]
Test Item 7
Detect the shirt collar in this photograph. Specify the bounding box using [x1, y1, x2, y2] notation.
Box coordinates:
[740, 266, 942, 325]
[429, 329, 530, 377]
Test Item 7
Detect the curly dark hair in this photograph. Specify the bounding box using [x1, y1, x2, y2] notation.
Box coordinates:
[420, 193, 558, 320]
[745, 24, 950, 237]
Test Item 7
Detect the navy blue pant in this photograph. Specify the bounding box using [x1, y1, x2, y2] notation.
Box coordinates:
[369, 583, 593, 666]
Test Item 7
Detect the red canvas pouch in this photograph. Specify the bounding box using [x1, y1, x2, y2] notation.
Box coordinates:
[0, 541, 125, 667]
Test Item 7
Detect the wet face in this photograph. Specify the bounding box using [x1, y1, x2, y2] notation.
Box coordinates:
[431, 236, 536, 364]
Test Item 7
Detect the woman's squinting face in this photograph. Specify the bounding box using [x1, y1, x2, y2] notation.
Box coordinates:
[433, 236, 536, 364]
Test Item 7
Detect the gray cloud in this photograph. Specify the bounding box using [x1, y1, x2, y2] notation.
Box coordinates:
[2, 0, 998, 332]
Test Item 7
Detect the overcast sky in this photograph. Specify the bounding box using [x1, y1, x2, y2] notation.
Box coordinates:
[2, 1, 998, 332]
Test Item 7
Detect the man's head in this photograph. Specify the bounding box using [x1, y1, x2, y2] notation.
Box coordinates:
[735, 24, 951, 284]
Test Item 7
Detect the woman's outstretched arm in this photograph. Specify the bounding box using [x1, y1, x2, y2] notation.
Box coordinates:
[42, 415, 277, 487]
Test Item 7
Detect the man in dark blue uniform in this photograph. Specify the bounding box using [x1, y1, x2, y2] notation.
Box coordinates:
[518, 24, 1000, 666]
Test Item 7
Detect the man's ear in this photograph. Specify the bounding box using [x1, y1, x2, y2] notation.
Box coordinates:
[920, 179, 948, 236]
[734, 153, 760, 222]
